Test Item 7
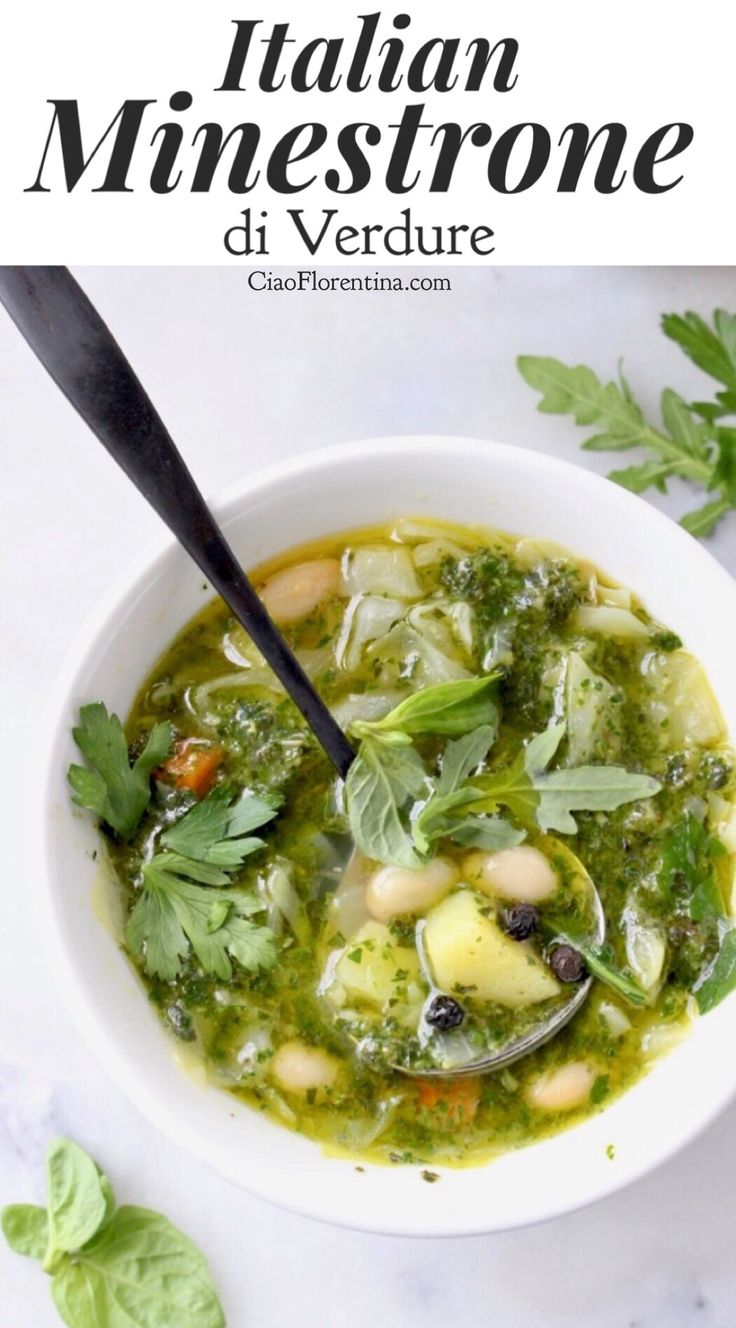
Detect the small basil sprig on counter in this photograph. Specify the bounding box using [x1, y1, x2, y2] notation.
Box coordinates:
[68, 703, 172, 839]
[412, 728, 525, 855]
[2, 1137, 225, 1328]
[350, 674, 500, 743]
[468, 722, 661, 834]
[126, 787, 279, 981]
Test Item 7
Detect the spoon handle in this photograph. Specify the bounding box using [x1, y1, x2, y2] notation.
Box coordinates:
[0, 265, 355, 778]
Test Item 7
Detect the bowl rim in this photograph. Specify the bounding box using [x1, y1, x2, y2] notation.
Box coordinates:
[38, 434, 736, 1236]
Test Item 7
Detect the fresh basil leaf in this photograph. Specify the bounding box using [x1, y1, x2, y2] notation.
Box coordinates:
[45, 1138, 110, 1261]
[345, 738, 426, 867]
[694, 929, 736, 1013]
[50, 1205, 225, 1328]
[351, 675, 500, 741]
[68, 704, 172, 839]
[1, 1205, 49, 1260]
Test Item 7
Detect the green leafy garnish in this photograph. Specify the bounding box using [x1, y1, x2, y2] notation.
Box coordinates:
[68, 703, 172, 839]
[469, 723, 661, 833]
[351, 675, 500, 742]
[345, 736, 427, 867]
[658, 812, 726, 921]
[126, 787, 279, 979]
[550, 930, 648, 1007]
[412, 728, 524, 854]
[518, 308, 736, 537]
[2, 1137, 225, 1328]
[694, 929, 736, 1013]
[161, 785, 280, 866]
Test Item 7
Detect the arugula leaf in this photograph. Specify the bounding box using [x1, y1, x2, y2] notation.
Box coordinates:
[694, 928, 736, 1013]
[345, 737, 427, 867]
[1, 1205, 49, 1260]
[1, 1137, 225, 1328]
[519, 309, 736, 539]
[411, 728, 524, 854]
[161, 786, 280, 866]
[469, 723, 661, 833]
[662, 310, 736, 392]
[126, 856, 276, 981]
[68, 704, 172, 839]
[351, 675, 500, 741]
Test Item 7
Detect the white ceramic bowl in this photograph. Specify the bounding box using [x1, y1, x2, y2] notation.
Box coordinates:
[42, 436, 736, 1236]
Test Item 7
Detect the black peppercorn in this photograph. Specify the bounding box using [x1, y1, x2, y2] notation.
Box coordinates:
[503, 903, 539, 941]
[425, 994, 465, 1030]
[549, 944, 587, 983]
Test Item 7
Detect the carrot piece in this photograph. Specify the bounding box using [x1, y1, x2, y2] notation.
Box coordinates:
[416, 1076, 481, 1125]
[161, 740, 223, 797]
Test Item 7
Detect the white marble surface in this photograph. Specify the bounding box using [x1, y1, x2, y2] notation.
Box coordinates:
[2, 266, 736, 1327]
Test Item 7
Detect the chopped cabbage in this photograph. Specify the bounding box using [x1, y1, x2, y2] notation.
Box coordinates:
[366, 620, 471, 687]
[330, 691, 408, 731]
[573, 605, 650, 639]
[341, 546, 422, 598]
[335, 594, 405, 671]
[623, 908, 666, 992]
[565, 651, 619, 765]
[643, 650, 725, 748]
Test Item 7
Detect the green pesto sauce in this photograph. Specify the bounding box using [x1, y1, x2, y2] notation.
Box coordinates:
[109, 520, 735, 1167]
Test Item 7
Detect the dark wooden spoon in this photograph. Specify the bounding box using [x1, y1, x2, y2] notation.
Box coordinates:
[0, 265, 355, 777]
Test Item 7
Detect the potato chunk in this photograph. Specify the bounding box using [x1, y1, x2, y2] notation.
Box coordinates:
[330, 921, 422, 1012]
[423, 891, 560, 1007]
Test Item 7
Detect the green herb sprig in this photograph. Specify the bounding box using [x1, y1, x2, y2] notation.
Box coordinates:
[126, 788, 279, 980]
[68, 703, 172, 839]
[1, 1138, 225, 1328]
[518, 308, 736, 537]
[344, 680, 662, 867]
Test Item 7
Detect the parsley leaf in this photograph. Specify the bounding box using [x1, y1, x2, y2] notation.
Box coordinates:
[127, 856, 276, 981]
[519, 308, 736, 538]
[2, 1137, 225, 1328]
[126, 786, 279, 979]
[161, 786, 280, 866]
[68, 703, 172, 839]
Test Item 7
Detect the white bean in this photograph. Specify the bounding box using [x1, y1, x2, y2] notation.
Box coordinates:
[271, 1041, 339, 1096]
[364, 858, 458, 923]
[527, 1062, 595, 1112]
[260, 559, 340, 625]
[463, 846, 558, 904]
